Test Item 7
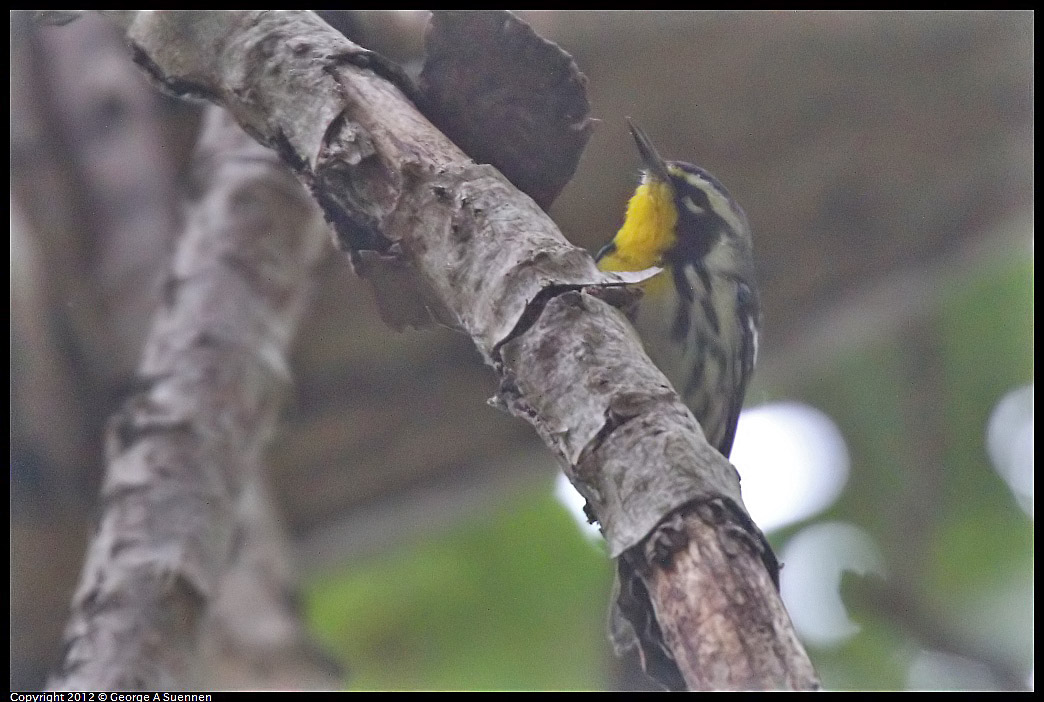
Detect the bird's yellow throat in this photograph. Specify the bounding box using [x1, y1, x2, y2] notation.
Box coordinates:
[597, 180, 678, 273]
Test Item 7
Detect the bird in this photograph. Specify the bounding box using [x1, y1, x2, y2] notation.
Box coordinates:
[596, 119, 759, 459]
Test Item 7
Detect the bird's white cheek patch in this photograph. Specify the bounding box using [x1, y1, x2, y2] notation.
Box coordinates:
[682, 196, 705, 215]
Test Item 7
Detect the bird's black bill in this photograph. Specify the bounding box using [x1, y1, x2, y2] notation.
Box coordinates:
[627, 118, 671, 182]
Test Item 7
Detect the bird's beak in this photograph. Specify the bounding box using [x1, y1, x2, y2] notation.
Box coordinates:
[627, 118, 671, 183]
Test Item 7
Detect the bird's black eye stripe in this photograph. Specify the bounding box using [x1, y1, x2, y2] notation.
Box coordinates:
[669, 200, 721, 262]
[676, 182, 712, 213]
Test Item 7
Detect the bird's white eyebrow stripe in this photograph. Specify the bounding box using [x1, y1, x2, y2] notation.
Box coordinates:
[668, 164, 711, 189]
[681, 171, 708, 188]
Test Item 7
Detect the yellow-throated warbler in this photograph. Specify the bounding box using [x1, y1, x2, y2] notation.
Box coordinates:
[597, 120, 759, 458]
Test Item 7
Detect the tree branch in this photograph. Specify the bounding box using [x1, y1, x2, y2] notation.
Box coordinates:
[49, 107, 330, 690]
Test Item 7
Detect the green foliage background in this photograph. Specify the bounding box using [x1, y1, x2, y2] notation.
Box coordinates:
[308, 488, 614, 691]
